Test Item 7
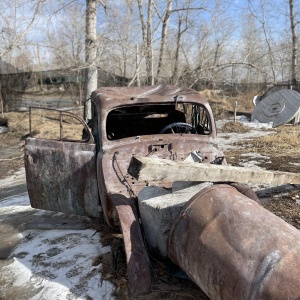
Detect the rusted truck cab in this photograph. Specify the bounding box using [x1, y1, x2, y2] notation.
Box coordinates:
[24, 85, 226, 295]
[91, 85, 226, 225]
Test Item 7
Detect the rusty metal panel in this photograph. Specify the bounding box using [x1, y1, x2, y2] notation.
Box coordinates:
[168, 184, 300, 300]
[89, 84, 226, 225]
[98, 137, 226, 225]
[110, 194, 151, 296]
[24, 138, 101, 218]
[91, 85, 218, 147]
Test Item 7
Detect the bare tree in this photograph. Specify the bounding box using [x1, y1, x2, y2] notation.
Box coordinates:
[85, 0, 107, 120]
[109, 1, 140, 79]
[289, 0, 297, 85]
[84, 0, 97, 119]
[248, 0, 276, 82]
[0, 0, 45, 59]
[180, 1, 238, 88]
[241, 12, 264, 85]
[4, 0, 300, 97]
[156, 0, 173, 80]
[46, 3, 85, 69]
[171, 11, 189, 84]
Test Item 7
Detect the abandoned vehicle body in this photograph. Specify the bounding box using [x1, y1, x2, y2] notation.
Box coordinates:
[24, 85, 300, 299]
[24, 85, 225, 295]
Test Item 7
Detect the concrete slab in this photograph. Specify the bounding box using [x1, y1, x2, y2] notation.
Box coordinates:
[138, 182, 212, 257]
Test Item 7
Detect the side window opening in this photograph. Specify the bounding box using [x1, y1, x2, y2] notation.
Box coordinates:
[106, 103, 211, 140]
[191, 105, 211, 135]
[29, 107, 93, 143]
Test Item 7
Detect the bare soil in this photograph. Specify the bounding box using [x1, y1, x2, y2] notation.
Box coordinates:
[1, 110, 300, 299]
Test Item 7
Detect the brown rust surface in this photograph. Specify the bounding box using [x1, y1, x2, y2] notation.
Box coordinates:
[92, 87, 223, 223]
[91, 85, 218, 146]
[24, 85, 228, 296]
[24, 138, 101, 218]
[110, 194, 151, 296]
[89, 85, 226, 225]
[168, 184, 300, 300]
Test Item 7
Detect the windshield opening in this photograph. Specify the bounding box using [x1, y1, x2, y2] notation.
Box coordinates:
[106, 103, 211, 140]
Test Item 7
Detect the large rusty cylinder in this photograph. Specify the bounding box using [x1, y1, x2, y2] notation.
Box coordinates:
[168, 184, 300, 300]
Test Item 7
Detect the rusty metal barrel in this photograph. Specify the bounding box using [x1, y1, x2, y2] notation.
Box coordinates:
[168, 184, 300, 300]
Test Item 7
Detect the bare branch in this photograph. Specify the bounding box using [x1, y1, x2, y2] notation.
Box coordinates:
[0, 0, 46, 58]
[170, 7, 209, 13]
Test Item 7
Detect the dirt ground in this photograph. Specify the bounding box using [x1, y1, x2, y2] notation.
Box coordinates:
[0, 109, 300, 299]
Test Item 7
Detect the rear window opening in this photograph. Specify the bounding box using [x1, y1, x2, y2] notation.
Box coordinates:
[106, 103, 211, 140]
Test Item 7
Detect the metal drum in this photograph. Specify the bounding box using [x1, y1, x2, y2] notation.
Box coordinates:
[168, 184, 300, 300]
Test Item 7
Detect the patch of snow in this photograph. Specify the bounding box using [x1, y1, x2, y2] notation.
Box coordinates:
[238, 152, 269, 168]
[240, 153, 270, 159]
[289, 162, 300, 166]
[0, 126, 9, 134]
[237, 115, 273, 129]
[0, 192, 115, 299]
[216, 115, 273, 130]
[239, 160, 264, 169]
[0, 167, 26, 189]
[216, 117, 275, 151]
[7, 229, 113, 299]
[0, 192, 30, 208]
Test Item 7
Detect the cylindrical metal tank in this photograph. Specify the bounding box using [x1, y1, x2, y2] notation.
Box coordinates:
[168, 184, 300, 300]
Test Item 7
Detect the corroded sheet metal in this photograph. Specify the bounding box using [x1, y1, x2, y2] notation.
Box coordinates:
[25, 138, 101, 218]
[99, 137, 225, 226]
[91, 85, 218, 147]
[111, 194, 151, 296]
[230, 183, 261, 204]
[168, 184, 300, 300]
[90, 84, 225, 226]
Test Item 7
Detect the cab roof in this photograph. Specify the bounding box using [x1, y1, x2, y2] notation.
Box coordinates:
[91, 85, 209, 110]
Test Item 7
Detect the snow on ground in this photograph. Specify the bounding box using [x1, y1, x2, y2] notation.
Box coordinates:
[216, 115, 275, 151]
[0, 167, 26, 189]
[0, 192, 115, 300]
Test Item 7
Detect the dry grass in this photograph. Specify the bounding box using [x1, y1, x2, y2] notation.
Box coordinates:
[0, 108, 84, 144]
[30, 109, 84, 140]
[201, 89, 255, 120]
[224, 124, 300, 173]
[264, 193, 300, 229]
[220, 121, 250, 133]
[233, 126, 300, 157]
[250, 127, 300, 150]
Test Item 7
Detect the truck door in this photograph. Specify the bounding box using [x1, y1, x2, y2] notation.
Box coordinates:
[24, 107, 101, 218]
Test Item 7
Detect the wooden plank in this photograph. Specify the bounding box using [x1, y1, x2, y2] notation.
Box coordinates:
[128, 156, 300, 185]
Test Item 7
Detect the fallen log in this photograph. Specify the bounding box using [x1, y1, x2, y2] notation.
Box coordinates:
[128, 156, 300, 185]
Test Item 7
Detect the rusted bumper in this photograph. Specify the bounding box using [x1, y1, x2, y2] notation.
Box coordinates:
[168, 184, 300, 300]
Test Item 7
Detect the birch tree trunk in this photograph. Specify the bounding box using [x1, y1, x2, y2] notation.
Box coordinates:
[137, 0, 154, 85]
[156, 0, 173, 80]
[146, 0, 154, 85]
[289, 0, 297, 86]
[172, 17, 183, 84]
[84, 0, 98, 120]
